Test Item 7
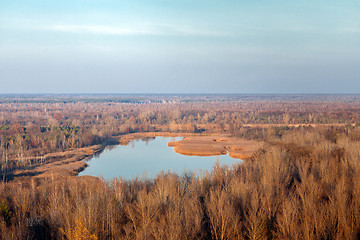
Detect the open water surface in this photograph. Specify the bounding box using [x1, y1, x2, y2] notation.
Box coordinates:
[79, 137, 242, 180]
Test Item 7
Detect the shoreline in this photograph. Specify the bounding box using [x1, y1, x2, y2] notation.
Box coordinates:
[6, 132, 260, 182]
[6, 144, 105, 182]
[168, 135, 260, 160]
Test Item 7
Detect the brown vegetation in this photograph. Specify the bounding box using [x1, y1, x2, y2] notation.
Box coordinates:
[169, 135, 260, 160]
[5, 132, 260, 182]
[2, 94, 360, 176]
[9, 144, 104, 181]
[1, 94, 360, 239]
[1, 127, 360, 239]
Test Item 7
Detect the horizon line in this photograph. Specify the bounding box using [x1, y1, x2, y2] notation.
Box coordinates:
[1, 93, 360, 96]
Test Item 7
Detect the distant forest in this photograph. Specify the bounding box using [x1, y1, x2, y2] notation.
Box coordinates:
[1, 94, 359, 172]
[1, 94, 360, 239]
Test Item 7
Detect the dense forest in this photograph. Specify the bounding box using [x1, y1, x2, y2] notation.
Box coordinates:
[1, 94, 360, 239]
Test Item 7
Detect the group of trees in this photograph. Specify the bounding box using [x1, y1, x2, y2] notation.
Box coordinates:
[1, 127, 360, 239]
[1, 95, 360, 173]
[1, 95, 360, 238]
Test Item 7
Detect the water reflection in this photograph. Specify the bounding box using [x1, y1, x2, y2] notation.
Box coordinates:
[79, 137, 241, 180]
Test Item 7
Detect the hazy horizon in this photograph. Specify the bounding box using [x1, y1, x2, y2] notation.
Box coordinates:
[2, 92, 360, 96]
[1, 0, 359, 94]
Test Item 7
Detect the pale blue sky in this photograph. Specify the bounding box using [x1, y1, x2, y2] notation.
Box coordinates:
[1, 0, 359, 93]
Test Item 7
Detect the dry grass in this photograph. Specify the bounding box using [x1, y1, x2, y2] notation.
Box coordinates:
[169, 135, 260, 159]
[1, 127, 360, 239]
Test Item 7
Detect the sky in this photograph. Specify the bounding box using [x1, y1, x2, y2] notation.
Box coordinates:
[0, 0, 359, 94]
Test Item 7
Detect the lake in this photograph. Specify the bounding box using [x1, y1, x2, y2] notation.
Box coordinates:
[78, 137, 242, 180]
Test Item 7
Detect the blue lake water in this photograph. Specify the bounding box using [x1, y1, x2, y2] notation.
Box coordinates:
[79, 137, 242, 180]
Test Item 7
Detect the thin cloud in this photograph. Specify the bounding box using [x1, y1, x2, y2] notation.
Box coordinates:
[341, 27, 360, 33]
[45, 24, 228, 37]
[48, 25, 156, 35]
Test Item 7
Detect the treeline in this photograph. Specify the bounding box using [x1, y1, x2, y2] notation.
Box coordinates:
[1, 95, 360, 174]
[1, 127, 360, 239]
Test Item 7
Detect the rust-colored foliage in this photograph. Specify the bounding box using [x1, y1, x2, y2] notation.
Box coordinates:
[1, 95, 360, 239]
[60, 220, 98, 240]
